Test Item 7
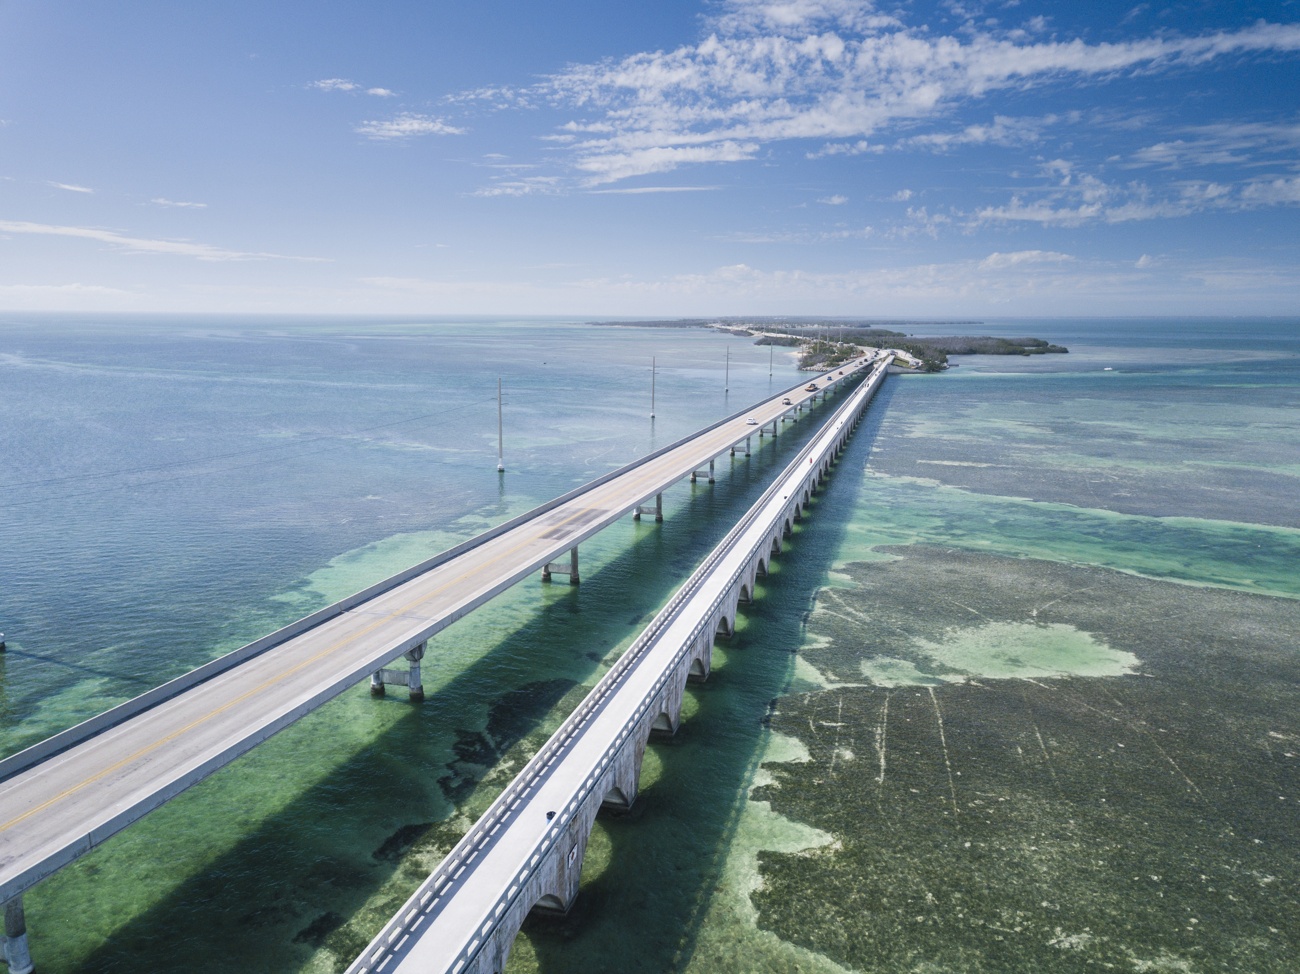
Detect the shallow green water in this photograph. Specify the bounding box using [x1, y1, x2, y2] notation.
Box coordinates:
[3, 316, 1297, 972]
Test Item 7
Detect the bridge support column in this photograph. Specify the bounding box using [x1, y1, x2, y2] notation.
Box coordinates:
[405, 644, 425, 702]
[745, 436, 751, 455]
[633, 493, 663, 522]
[3, 897, 34, 974]
[542, 547, 580, 584]
[690, 458, 714, 483]
[370, 642, 427, 701]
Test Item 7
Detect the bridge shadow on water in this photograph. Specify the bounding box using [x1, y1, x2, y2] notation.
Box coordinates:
[36, 388, 887, 974]
[518, 381, 893, 974]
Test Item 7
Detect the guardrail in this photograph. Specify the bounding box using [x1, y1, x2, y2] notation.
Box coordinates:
[348, 354, 889, 974]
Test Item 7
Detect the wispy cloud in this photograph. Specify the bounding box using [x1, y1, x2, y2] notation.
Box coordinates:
[150, 197, 207, 208]
[899, 114, 1063, 152]
[979, 250, 1074, 270]
[510, 5, 1300, 185]
[313, 79, 398, 97]
[716, 224, 874, 244]
[806, 140, 882, 159]
[818, 194, 849, 205]
[0, 220, 326, 262]
[0, 282, 127, 295]
[356, 113, 465, 140]
[588, 185, 721, 194]
[972, 157, 1300, 227]
[471, 176, 561, 197]
[1128, 121, 1300, 170]
[311, 78, 360, 92]
[51, 182, 94, 193]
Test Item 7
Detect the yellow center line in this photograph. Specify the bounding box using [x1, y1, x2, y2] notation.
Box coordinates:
[0, 393, 826, 838]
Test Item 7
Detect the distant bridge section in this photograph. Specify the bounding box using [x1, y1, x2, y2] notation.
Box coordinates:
[346, 354, 891, 974]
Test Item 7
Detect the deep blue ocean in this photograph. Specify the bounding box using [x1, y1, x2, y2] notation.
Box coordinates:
[1, 315, 1297, 973]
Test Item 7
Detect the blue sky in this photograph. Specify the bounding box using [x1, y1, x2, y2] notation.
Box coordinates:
[2, 0, 1298, 316]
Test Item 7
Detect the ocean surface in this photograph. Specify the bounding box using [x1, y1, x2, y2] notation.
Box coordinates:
[1, 314, 1296, 973]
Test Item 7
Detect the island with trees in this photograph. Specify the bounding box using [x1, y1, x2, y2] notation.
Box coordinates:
[591, 317, 1068, 373]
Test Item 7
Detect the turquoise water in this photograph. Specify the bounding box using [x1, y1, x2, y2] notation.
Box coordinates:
[1, 315, 1296, 972]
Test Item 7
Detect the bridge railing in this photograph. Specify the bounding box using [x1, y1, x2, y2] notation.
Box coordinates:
[348, 354, 889, 974]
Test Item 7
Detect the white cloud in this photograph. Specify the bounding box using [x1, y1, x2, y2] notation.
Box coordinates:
[973, 156, 1300, 228]
[355, 113, 465, 139]
[717, 224, 874, 243]
[150, 198, 207, 208]
[588, 185, 721, 194]
[519, 10, 1300, 184]
[471, 176, 562, 197]
[573, 141, 759, 185]
[1135, 253, 1155, 268]
[818, 194, 849, 204]
[1128, 121, 1300, 170]
[311, 78, 359, 92]
[0, 282, 127, 295]
[0, 220, 326, 262]
[888, 188, 914, 201]
[979, 249, 1074, 269]
[312, 79, 397, 97]
[51, 182, 94, 193]
[900, 113, 1058, 151]
[1239, 174, 1300, 205]
[806, 140, 882, 159]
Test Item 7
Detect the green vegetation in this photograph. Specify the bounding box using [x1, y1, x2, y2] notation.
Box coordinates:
[797, 340, 863, 371]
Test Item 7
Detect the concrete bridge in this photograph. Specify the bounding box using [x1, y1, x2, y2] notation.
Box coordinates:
[345, 355, 891, 974]
[0, 351, 886, 972]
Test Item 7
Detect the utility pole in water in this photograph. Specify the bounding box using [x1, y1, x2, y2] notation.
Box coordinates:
[650, 356, 656, 419]
[725, 346, 730, 393]
[769, 343, 773, 377]
[497, 377, 505, 472]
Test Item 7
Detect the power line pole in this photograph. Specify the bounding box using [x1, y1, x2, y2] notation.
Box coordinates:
[496, 377, 504, 472]
[650, 356, 656, 419]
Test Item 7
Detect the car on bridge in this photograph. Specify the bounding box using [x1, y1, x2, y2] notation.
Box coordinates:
[781, 397, 792, 405]
[805, 383, 818, 391]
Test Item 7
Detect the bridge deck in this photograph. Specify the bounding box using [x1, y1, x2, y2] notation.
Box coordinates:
[0, 358, 873, 905]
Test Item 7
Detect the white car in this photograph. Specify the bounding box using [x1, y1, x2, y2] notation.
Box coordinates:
[746, 417, 758, 425]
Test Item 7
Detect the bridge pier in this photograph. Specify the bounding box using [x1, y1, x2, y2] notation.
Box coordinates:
[690, 458, 715, 483]
[369, 642, 426, 702]
[3, 897, 34, 974]
[542, 547, 580, 584]
[600, 736, 647, 813]
[633, 493, 663, 522]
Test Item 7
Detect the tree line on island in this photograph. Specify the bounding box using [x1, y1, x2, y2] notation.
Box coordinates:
[590, 317, 1067, 373]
